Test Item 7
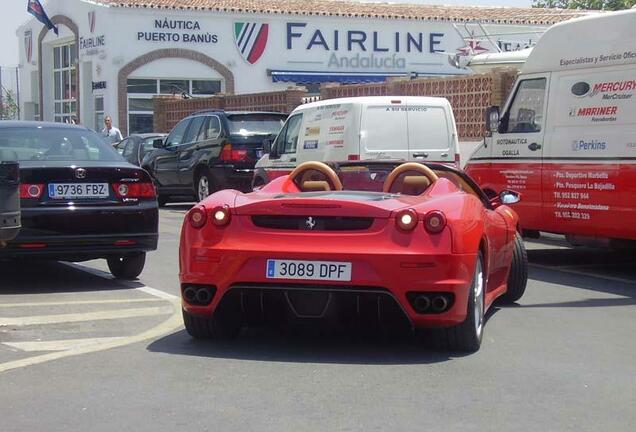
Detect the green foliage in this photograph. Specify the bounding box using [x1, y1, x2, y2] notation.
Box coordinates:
[0, 89, 19, 120]
[532, 0, 636, 9]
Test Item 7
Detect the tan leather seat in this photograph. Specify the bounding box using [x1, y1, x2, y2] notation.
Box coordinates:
[400, 175, 431, 196]
[301, 180, 331, 192]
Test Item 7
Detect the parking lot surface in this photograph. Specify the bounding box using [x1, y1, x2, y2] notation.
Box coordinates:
[1, 204, 634, 431]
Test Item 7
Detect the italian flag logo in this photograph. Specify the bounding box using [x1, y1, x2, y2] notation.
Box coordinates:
[234, 22, 269, 64]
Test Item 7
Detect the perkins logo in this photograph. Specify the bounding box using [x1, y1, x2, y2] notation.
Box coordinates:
[571, 140, 607, 151]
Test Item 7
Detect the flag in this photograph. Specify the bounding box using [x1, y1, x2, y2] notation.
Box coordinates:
[27, 0, 58, 35]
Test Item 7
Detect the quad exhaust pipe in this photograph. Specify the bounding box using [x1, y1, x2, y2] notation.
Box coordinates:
[431, 295, 449, 313]
[410, 293, 453, 314]
[182, 285, 215, 306]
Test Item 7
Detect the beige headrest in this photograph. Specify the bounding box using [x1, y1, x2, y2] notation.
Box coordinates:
[401, 175, 431, 196]
[302, 180, 331, 192]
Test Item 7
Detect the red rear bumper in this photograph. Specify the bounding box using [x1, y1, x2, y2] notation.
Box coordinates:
[180, 216, 477, 329]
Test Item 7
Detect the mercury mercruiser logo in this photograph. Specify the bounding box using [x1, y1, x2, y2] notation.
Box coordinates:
[305, 217, 316, 230]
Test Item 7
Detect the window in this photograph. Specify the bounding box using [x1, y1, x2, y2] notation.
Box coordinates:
[160, 79, 189, 95]
[94, 96, 104, 131]
[122, 138, 135, 157]
[199, 116, 221, 140]
[283, 115, 302, 154]
[141, 137, 160, 152]
[126, 78, 223, 134]
[502, 78, 546, 134]
[226, 114, 286, 136]
[182, 116, 206, 144]
[127, 79, 158, 94]
[192, 80, 222, 95]
[128, 114, 154, 135]
[53, 42, 78, 124]
[0, 127, 121, 162]
[165, 119, 190, 147]
[115, 138, 129, 155]
[272, 114, 302, 156]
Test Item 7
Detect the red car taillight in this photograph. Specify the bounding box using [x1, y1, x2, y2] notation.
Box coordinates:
[220, 143, 248, 162]
[112, 182, 156, 199]
[424, 211, 447, 234]
[395, 209, 418, 231]
[189, 206, 208, 229]
[20, 184, 44, 199]
[211, 205, 231, 227]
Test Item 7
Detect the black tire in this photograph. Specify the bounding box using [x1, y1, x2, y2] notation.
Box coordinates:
[107, 252, 146, 280]
[499, 233, 528, 304]
[157, 195, 169, 207]
[433, 252, 485, 352]
[182, 309, 241, 340]
[195, 170, 212, 202]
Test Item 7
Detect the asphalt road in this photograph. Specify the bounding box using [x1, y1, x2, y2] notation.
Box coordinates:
[1, 203, 635, 432]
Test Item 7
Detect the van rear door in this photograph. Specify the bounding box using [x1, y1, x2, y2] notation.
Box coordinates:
[406, 103, 455, 164]
[360, 100, 409, 160]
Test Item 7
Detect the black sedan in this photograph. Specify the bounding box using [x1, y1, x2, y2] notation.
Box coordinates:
[0, 161, 20, 246]
[0, 121, 158, 279]
[114, 133, 167, 166]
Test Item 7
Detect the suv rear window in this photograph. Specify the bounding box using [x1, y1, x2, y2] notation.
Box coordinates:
[0, 127, 123, 162]
[226, 114, 286, 136]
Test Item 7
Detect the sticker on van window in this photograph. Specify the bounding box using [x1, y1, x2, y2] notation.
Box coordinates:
[305, 126, 320, 136]
[303, 140, 318, 150]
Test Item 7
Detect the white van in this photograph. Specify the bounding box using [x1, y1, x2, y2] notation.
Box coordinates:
[465, 9, 636, 245]
[253, 96, 460, 187]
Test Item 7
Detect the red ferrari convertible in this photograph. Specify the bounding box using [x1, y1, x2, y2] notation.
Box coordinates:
[179, 161, 528, 351]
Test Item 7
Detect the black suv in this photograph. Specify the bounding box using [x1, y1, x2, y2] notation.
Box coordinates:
[142, 110, 287, 205]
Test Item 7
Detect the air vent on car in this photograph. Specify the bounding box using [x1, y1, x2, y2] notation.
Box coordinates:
[251, 215, 373, 231]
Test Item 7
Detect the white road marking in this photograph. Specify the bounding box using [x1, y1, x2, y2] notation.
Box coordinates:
[4, 337, 126, 352]
[0, 306, 173, 327]
[137, 286, 180, 301]
[0, 298, 182, 374]
[0, 298, 165, 308]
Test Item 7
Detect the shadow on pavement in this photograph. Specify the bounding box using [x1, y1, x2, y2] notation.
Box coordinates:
[0, 260, 143, 295]
[146, 328, 469, 365]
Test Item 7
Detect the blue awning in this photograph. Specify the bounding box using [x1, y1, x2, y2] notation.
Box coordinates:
[270, 70, 412, 84]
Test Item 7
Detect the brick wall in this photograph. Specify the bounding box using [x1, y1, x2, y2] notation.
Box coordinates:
[154, 71, 518, 139]
[319, 69, 518, 140]
[153, 87, 306, 133]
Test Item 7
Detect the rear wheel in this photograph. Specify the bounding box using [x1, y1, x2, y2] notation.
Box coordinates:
[434, 252, 485, 352]
[499, 233, 528, 304]
[107, 252, 146, 280]
[182, 309, 241, 340]
[196, 170, 212, 202]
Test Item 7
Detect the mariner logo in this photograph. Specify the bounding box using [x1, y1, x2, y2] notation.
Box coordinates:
[234, 22, 269, 64]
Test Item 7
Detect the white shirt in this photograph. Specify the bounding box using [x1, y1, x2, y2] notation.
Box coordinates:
[102, 126, 123, 144]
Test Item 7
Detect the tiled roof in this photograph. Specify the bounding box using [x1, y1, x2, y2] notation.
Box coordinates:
[95, 0, 595, 25]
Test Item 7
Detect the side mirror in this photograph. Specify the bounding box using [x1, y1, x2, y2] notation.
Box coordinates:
[262, 138, 272, 154]
[490, 190, 521, 207]
[485, 106, 500, 133]
[500, 190, 521, 205]
[152, 138, 164, 149]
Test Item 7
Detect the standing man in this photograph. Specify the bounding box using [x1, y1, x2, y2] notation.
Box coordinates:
[102, 115, 123, 144]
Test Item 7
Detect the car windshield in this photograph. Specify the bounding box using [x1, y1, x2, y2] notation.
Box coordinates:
[226, 114, 286, 136]
[0, 127, 123, 162]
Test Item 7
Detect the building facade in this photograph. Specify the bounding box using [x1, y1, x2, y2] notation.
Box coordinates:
[16, 0, 590, 135]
